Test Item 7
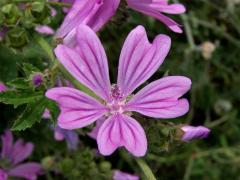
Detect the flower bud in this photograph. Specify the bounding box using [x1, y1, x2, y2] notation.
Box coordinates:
[214, 99, 232, 115]
[32, 73, 43, 87]
[200, 41, 216, 60]
[41, 156, 55, 170]
[99, 161, 111, 172]
[180, 125, 210, 142]
[5, 27, 29, 48]
[1, 3, 21, 26]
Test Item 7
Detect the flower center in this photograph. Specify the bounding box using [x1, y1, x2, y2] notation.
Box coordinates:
[107, 85, 125, 115]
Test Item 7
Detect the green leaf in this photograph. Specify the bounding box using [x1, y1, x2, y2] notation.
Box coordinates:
[11, 97, 47, 131]
[7, 78, 30, 89]
[0, 90, 43, 108]
[45, 99, 59, 123]
[22, 63, 41, 76]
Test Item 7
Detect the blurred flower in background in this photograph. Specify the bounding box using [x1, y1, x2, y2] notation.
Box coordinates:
[0, 130, 42, 180]
[200, 41, 216, 60]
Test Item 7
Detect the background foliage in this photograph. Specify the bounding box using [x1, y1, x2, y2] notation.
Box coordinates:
[1, 0, 240, 179]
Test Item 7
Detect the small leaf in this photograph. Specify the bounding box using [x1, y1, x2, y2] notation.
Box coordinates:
[7, 78, 29, 89]
[45, 99, 60, 123]
[22, 63, 41, 76]
[11, 97, 47, 131]
[0, 90, 43, 108]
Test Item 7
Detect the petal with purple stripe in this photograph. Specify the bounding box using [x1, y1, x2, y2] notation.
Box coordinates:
[97, 114, 147, 157]
[117, 26, 171, 97]
[126, 76, 191, 118]
[46, 87, 107, 129]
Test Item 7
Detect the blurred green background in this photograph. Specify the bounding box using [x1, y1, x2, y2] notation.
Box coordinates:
[1, 0, 240, 179]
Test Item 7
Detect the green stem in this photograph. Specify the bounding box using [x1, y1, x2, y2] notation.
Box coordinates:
[136, 158, 157, 180]
[34, 35, 55, 63]
[174, 0, 196, 50]
[183, 156, 194, 180]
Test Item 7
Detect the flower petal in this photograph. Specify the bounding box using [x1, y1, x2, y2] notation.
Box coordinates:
[1, 130, 13, 159]
[56, 0, 102, 39]
[35, 25, 55, 35]
[46, 87, 107, 129]
[97, 114, 147, 157]
[0, 82, 7, 92]
[8, 163, 42, 180]
[11, 140, 34, 165]
[55, 27, 111, 101]
[88, 0, 120, 31]
[126, 76, 191, 118]
[54, 126, 79, 150]
[181, 125, 210, 142]
[127, 1, 184, 33]
[113, 170, 139, 180]
[117, 26, 171, 97]
[75, 25, 111, 100]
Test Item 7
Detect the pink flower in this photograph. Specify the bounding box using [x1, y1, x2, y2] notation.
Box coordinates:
[126, 0, 186, 33]
[0, 83, 7, 92]
[46, 25, 191, 157]
[181, 125, 210, 142]
[113, 170, 139, 180]
[56, 0, 185, 43]
[0, 130, 42, 180]
[56, 0, 120, 43]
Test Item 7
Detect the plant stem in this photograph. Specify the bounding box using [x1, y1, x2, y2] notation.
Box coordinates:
[136, 158, 157, 180]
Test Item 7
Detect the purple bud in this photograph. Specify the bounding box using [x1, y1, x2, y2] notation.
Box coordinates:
[0, 83, 7, 92]
[181, 125, 210, 142]
[32, 74, 43, 87]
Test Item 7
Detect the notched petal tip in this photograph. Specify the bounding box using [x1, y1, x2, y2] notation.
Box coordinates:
[154, 34, 171, 51]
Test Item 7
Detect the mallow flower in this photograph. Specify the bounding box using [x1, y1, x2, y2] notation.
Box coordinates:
[56, 0, 185, 45]
[0, 130, 42, 180]
[46, 25, 191, 157]
[56, 0, 120, 45]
